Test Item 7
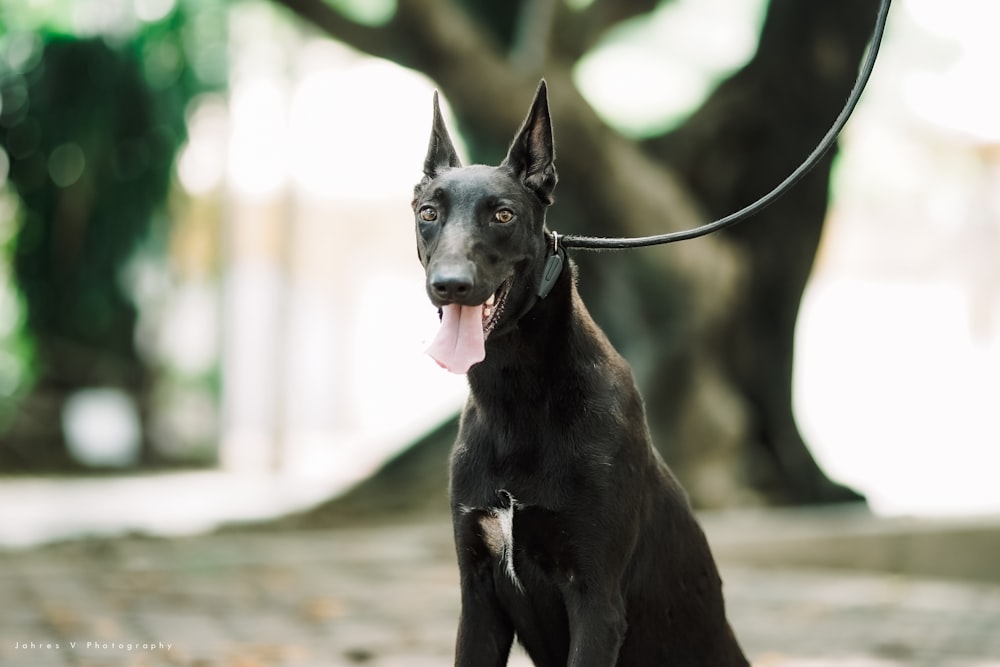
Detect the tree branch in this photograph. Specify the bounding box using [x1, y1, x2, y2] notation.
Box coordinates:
[510, 0, 558, 75]
[269, 0, 397, 60]
[552, 0, 662, 62]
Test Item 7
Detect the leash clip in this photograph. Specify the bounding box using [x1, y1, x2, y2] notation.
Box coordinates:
[536, 230, 564, 300]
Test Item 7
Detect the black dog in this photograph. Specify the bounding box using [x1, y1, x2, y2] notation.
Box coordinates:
[413, 82, 748, 667]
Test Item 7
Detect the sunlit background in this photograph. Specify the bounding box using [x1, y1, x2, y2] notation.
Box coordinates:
[1, 0, 998, 546]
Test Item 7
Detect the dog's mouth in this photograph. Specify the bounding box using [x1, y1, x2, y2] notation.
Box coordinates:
[426, 276, 513, 374]
[482, 276, 512, 336]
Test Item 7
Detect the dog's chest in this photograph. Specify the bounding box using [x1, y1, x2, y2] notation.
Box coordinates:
[460, 490, 574, 592]
[472, 490, 522, 590]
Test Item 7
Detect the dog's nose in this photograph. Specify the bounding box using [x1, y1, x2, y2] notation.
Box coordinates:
[430, 265, 475, 302]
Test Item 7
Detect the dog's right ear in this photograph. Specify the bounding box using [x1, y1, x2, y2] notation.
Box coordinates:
[423, 91, 462, 178]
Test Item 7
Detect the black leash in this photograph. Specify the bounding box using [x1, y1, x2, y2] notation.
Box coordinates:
[557, 0, 892, 252]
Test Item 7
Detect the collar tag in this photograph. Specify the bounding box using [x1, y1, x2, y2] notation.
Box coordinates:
[536, 232, 564, 300]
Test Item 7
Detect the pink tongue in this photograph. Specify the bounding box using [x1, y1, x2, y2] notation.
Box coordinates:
[426, 303, 486, 374]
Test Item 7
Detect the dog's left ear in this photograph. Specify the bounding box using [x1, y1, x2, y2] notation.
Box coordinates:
[502, 80, 557, 206]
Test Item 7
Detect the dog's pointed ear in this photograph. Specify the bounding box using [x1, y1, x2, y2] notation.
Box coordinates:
[502, 80, 557, 206]
[423, 91, 462, 178]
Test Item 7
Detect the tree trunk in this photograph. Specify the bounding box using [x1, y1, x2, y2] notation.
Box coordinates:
[637, 0, 876, 504]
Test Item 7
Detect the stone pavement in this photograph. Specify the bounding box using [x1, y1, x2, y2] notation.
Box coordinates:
[2, 516, 999, 667]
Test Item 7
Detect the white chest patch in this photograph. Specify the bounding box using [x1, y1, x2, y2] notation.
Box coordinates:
[471, 490, 523, 592]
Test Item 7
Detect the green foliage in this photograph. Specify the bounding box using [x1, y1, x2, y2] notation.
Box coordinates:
[2, 37, 169, 353]
[0, 189, 33, 419]
[0, 1, 225, 442]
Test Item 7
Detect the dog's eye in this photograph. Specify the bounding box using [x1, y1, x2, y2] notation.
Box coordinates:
[419, 206, 438, 222]
[494, 209, 514, 224]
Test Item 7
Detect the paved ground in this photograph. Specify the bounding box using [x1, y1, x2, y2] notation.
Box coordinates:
[2, 517, 999, 667]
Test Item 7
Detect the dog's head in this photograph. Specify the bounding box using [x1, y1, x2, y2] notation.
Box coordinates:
[412, 81, 558, 374]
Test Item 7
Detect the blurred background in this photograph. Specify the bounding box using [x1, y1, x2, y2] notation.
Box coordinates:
[0, 0, 998, 548]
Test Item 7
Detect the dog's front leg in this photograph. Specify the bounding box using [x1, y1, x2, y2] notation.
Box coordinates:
[565, 589, 627, 667]
[454, 569, 514, 667]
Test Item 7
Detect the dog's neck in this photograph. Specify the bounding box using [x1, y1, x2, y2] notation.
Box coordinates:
[466, 258, 609, 411]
